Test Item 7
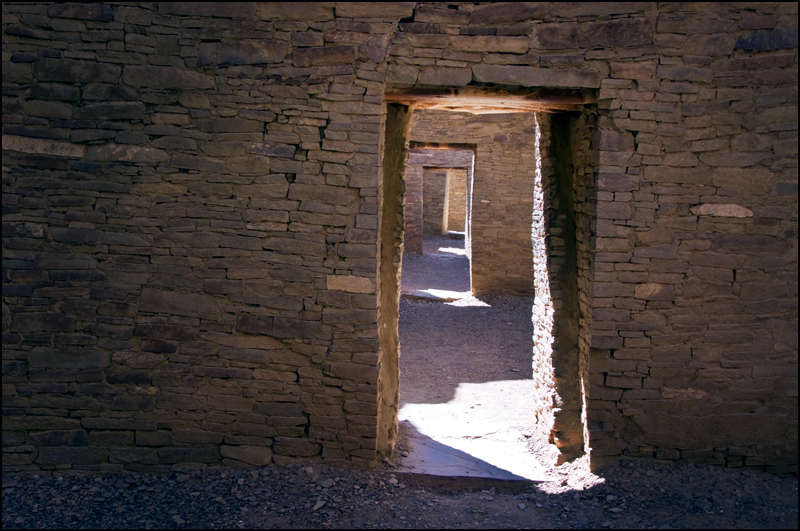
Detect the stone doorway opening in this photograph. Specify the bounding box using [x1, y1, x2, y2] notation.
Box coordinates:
[378, 89, 595, 477]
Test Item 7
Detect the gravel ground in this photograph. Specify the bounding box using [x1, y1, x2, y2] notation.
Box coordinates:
[2, 458, 797, 529]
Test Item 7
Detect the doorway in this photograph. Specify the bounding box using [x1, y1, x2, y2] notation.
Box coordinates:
[378, 93, 594, 476]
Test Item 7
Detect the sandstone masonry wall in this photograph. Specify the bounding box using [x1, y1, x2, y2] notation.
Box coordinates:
[422, 168, 447, 234]
[446, 168, 467, 233]
[2, 1, 797, 474]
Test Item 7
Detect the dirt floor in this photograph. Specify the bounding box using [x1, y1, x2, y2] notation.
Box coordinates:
[1, 234, 797, 529]
[396, 233, 544, 480]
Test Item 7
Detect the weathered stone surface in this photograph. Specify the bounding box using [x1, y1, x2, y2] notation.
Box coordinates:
[30, 347, 109, 369]
[690, 204, 754, 218]
[48, 3, 112, 21]
[158, 2, 257, 17]
[30, 83, 80, 101]
[451, 35, 529, 53]
[250, 142, 296, 158]
[2, 135, 85, 158]
[385, 65, 418, 85]
[111, 351, 166, 369]
[550, 3, 650, 17]
[85, 144, 168, 163]
[335, 2, 414, 18]
[735, 29, 799, 51]
[581, 18, 651, 49]
[610, 61, 657, 79]
[327, 275, 375, 294]
[272, 436, 321, 457]
[12, 312, 75, 332]
[418, 67, 472, 86]
[198, 41, 290, 66]
[293, 46, 356, 67]
[74, 101, 144, 120]
[139, 288, 222, 319]
[34, 59, 120, 83]
[122, 66, 213, 89]
[470, 2, 546, 25]
[36, 447, 108, 465]
[472, 64, 600, 88]
[220, 445, 273, 466]
[634, 283, 676, 301]
[260, 2, 334, 21]
[29, 430, 89, 447]
[633, 415, 786, 449]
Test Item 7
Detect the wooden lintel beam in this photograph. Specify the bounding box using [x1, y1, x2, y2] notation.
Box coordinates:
[385, 87, 596, 114]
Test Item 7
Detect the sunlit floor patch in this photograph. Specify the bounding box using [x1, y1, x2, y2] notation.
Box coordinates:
[396, 380, 548, 481]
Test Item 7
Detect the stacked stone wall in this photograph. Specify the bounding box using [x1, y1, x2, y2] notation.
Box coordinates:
[446, 168, 467, 233]
[2, 1, 797, 474]
[422, 168, 447, 234]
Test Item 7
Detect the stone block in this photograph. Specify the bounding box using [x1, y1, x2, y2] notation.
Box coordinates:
[29, 430, 89, 447]
[597, 174, 638, 191]
[451, 35, 529, 54]
[36, 446, 108, 465]
[198, 41, 290, 66]
[139, 287, 222, 319]
[634, 283, 675, 301]
[86, 144, 168, 163]
[606, 376, 642, 389]
[734, 29, 799, 51]
[329, 361, 379, 383]
[644, 166, 710, 185]
[335, 2, 413, 18]
[577, 17, 652, 48]
[12, 313, 75, 332]
[633, 414, 786, 449]
[293, 46, 356, 67]
[122, 65, 213, 89]
[596, 200, 632, 220]
[201, 331, 283, 350]
[2, 135, 85, 158]
[470, 2, 545, 25]
[272, 436, 322, 457]
[34, 58, 120, 83]
[158, 2, 257, 17]
[472, 64, 600, 88]
[689, 204, 753, 218]
[157, 447, 219, 464]
[74, 102, 145, 120]
[220, 445, 273, 466]
[198, 118, 264, 133]
[698, 152, 769, 167]
[326, 275, 375, 294]
[273, 318, 332, 340]
[418, 67, 472, 86]
[250, 142, 296, 158]
[595, 130, 634, 152]
[111, 351, 166, 370]
[48, 3, 112, 21]
[254, 402, 304, 417]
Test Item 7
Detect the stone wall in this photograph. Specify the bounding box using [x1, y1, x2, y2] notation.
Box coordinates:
[2, 1, 797, 474]
[446, 168, 467, 233]
[422, 168, 447, 234]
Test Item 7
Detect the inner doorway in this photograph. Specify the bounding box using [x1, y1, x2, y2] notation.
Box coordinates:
[393, 110, 545, 480]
